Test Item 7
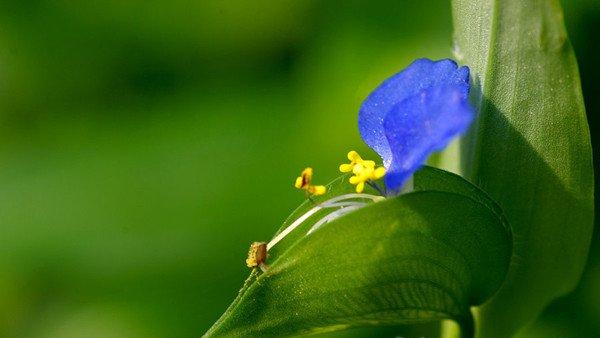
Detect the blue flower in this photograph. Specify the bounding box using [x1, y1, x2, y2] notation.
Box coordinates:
[358, 58, 474, 193]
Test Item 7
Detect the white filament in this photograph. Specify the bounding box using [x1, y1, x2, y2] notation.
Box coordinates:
[321, 193, 383, 206]
[307, 204, 365, 235]
[266, 193, 383, 250]
[266, 204, 323, 250]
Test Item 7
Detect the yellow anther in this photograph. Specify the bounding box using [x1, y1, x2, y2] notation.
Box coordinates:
[294, 167, 327, 196]
[340, 151, 386, 193]
[373, 166, 386, 179]
[339, 163, 354, 173]
[348, 150, 362, 162]
[307, 185, 326, 195]
[294, 176, 304, 189]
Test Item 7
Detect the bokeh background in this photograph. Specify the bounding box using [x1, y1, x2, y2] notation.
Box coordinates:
[0, 1, 597, 337]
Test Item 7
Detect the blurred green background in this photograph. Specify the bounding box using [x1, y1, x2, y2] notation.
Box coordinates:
[0, 1, 597, 337]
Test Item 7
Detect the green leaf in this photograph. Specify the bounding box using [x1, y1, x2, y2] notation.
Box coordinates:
[203, 168, 511, 337]
[413, 167, 506, 226]
[449, 0, 594, 337]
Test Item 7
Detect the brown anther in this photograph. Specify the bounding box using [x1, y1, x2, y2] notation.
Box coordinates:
[245, 242, 267, 269]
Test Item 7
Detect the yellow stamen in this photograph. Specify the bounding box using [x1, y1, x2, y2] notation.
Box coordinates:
[294, 167, 327, 196]
[339, 150, 376, 173]
[373, 166, 386, 179]
[356, 181, 365, 193]
[294, 176, 304, 189]
[339, 150, 386, 192]
[311, 185, 326, 195]
[339, 163, 354, 172]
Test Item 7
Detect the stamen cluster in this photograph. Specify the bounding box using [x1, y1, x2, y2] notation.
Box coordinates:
[339, 151, 386, 193]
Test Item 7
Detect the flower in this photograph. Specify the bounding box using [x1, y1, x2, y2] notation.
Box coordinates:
[294, 167, 326, 196]
[358, 58, 474, 193]
[339, 150, 385, 193]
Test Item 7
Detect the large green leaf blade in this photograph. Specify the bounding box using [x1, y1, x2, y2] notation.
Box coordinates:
[450, 0, 594, 336]
[204, 170, 511, 336]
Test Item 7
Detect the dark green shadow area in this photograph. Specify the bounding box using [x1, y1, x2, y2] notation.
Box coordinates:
[467, 97, 593, 337]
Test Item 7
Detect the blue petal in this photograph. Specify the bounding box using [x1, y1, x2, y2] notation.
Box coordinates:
[357, 58, 473, 192]
[382, 85, 474, 191]
[358, 58, 470, 168]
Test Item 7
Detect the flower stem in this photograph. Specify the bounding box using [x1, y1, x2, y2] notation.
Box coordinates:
[366, 180, 386, 196]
